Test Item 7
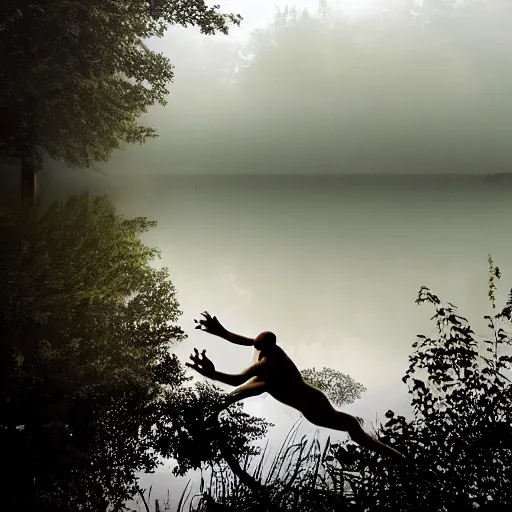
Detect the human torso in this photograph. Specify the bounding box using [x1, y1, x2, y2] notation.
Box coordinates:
[255, 345, 309, 409]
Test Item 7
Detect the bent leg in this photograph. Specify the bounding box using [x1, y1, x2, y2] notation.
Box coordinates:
[335, 411, 404, 461]
[221, 377, 267, 411]
[301, 390, 403, 462]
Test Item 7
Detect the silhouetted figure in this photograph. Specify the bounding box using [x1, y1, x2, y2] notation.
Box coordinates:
[187, 312, 404, 462]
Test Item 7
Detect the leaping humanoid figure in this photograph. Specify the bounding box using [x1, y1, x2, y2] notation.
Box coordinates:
[186, 311, 405, 463]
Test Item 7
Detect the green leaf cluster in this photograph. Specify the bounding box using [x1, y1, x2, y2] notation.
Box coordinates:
[0, 1, 242, 169]
[0, 194, 269, 511]
[300, 367, 366, 408]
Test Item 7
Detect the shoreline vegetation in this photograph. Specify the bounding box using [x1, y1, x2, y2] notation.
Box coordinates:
[2, 0, 512, 509]
[3, 195, 511, 512]
[132, 259, 512, 512]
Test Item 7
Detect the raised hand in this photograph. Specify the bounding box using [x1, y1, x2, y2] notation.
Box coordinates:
[185, 348, 216, 379]
[194, 311, 226, 337]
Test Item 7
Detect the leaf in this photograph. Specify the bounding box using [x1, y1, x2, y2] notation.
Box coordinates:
[300, 367, 366, 407]
[0, 1, 242, 169]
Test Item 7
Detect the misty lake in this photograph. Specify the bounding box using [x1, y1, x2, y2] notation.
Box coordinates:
[33, 170, 511, 418]
[20, 170, 512, 500]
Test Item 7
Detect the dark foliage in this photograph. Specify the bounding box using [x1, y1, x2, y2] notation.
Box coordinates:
[0, 195, 270, 511]
[191, 258, 512, 512]
[0, 0, 241, 170]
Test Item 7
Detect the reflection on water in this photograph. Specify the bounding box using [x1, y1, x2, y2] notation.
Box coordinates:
[37, 171, 512, 410]
[6, 170, 512, 499]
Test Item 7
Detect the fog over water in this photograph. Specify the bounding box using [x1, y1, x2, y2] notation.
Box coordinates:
[14, 169, 508, 506]
[3, 0, 512, 507]
[32, 170, 512, 421]
[101, 0, 512, 177]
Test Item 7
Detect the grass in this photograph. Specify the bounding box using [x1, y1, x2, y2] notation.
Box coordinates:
[169, 417, 361, 512]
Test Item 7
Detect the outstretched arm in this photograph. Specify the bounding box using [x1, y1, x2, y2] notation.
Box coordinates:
[194, 311, 254, 347]
[186, 348, 265, 386]
[213, 370, 252, 386]
[220, 330, 254, 347]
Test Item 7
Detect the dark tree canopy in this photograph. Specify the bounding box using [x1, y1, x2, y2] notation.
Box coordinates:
[0, 0, 241, 170]
[0, 195, 269, 511]
[0, 194, 186, 509]
[343, 258, 512, 511]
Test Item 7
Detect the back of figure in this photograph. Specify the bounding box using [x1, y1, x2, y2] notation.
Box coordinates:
[257, 345, 307, 409]
[188, 311, 406, 463]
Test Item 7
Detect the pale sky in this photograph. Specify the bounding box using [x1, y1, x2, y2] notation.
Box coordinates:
[105, 0, 512, 177]
[210, 0, 407, 40]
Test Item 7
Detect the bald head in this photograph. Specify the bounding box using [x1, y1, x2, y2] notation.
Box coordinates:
[254, 331, 277, 352]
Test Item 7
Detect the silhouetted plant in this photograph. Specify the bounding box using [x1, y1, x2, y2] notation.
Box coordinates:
[191, 258, 512, 512]
[154, 381, 270, 477]
[0, 195, 270, 511]
[343, 256, 512, 511]
[182, 419, 358, 512]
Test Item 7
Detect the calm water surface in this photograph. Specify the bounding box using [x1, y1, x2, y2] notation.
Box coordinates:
[8, 170, 511, 505]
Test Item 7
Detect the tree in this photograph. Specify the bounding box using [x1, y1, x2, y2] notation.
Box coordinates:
[300, 367, 366, 408]
[0, 0, 242, 202]
[340, 258, 512, 511]
[0, 194, 269, 511]
[194, 260, 512, 512]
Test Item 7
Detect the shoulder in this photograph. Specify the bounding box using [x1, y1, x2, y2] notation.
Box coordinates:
[269, 344, 287, 360]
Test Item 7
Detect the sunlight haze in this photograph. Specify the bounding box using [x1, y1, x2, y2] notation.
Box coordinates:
[100, 0, 512, 176]
[3, 1, 512, 508]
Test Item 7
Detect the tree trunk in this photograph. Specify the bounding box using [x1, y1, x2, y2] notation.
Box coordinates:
[213, 414, 279, 512]
[20, 156, 40, 206]
[20, 93, 41, 207]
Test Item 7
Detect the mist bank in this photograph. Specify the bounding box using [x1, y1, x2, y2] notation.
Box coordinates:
[95, 0, 512, 176]
[2, 167, 511, 210]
